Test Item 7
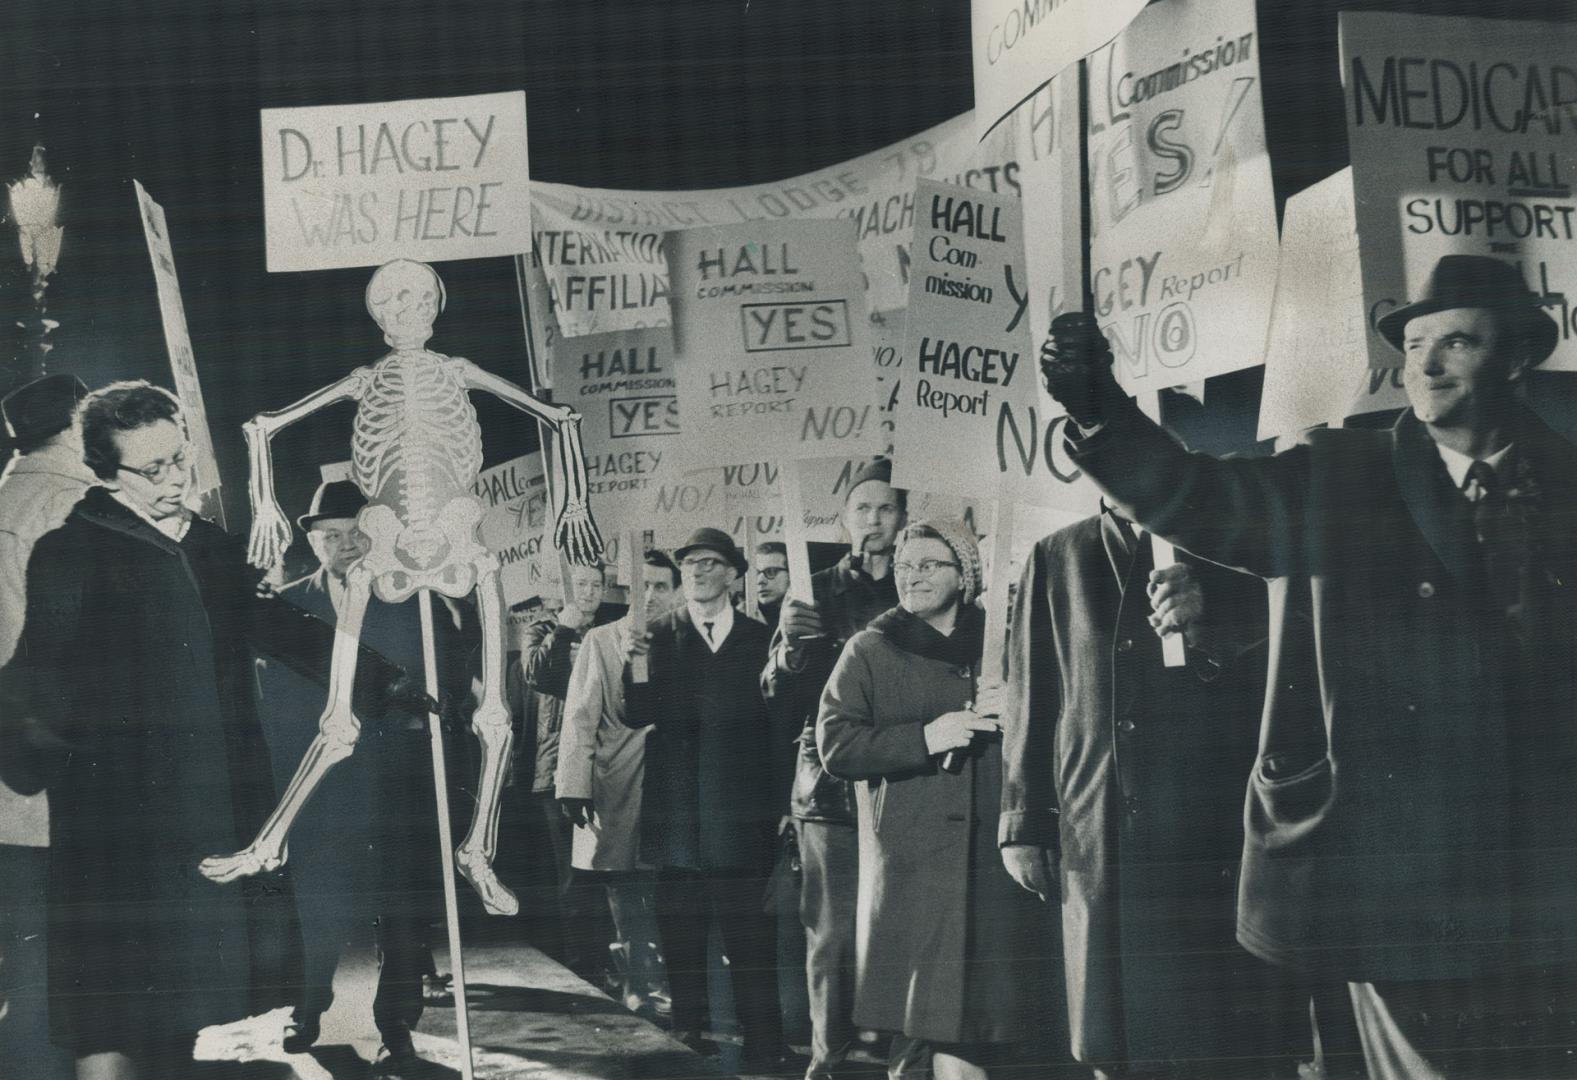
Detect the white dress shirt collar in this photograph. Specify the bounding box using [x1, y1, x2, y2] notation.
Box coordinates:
[1436, 440, 1515, 493]
[687, 600, 734, 653]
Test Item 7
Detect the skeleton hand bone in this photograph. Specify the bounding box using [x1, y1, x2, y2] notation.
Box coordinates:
[248, 501, 293, 571]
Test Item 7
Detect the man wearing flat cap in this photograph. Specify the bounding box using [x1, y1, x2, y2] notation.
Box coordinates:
[1038, 255, 1577, 1077]
[0, 373, 92, 1078]
[623, 526, 787, 1071]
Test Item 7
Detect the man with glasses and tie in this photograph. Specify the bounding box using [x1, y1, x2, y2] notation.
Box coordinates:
[1037, 256, 1577, 1078]
[623, 526, 788, 1072]
[0, 381, 428, 1078]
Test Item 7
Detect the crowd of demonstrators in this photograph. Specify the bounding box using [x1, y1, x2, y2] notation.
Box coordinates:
[3, 252, 1571, 1080]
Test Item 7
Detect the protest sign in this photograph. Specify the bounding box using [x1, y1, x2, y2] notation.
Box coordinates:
[260, 91, 532, 272]
[472, 452, 558, 604]
[134, 181, 225, 527]
[1339, 12, 1577, 370]
[517, 253, 561, 391]
[891, 180, 1097, 513]
[666, 219, 878, 465]
[1086, 0, 1279, 393]
[1258, 169, 1408, 442]
[529, 88, 1069, 337]
[549, 326, 680, 540]
[970, 0, 1147, 141]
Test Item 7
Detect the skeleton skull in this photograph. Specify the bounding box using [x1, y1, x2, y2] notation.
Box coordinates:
[366, 259, 446, 349]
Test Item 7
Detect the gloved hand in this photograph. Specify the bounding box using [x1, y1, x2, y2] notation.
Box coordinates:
[382, 673, 442, 723]
[1039, 312, 1118, 429]
[559, 797, 597, 829]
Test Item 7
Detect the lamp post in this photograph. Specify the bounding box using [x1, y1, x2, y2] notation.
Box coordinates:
[7, 144, 64, 381]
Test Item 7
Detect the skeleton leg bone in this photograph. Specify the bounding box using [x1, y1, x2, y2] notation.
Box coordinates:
[453, 557, 519, 916]
[199, 564, 374, 884]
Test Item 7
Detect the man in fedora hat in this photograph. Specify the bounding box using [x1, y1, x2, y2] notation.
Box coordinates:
[1036, 254, 1577, 1077]
[623, 527, 789, 1071]
[0, 372, 92, 1079]
[257, 478, 470, 1070]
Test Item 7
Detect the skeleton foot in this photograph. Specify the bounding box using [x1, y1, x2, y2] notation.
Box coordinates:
[198, 841, 288, 884]
[456, 845, 518, 916]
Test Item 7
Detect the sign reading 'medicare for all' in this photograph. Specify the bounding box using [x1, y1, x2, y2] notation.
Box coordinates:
[666, 219, 878, 466]
[261, 91, 532, 272]
[134, 181, 225, 527]
[970, 0, 1148, 141]
[472, 452, 557, 605]
[529, 90, 1071, 338]
[1086, 0, 1279, 393]
[549, 327, 680, 539]
[1340, 12, 1577, 370]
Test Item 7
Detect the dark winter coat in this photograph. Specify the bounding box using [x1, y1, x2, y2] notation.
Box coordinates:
[0, 490, 407, 1052]
[818, 604, 1059, 1045]
[764, 553, 898, 825]
[1002, 512, 1298, 1065]
[1068, 397, 1577, 982]
[623, 606, 776, 872]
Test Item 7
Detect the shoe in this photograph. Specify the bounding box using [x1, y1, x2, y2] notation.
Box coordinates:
[281, 1012, 321, 1053]
[373, 1025, 421, 1074]
[676, 1030, 721, 1057]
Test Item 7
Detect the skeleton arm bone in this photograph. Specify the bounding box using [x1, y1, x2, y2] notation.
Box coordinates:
[458, 360, 604, 567]
[243, 372, 366, 570]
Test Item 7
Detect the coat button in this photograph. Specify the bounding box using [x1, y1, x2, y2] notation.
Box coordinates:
[1117, 638, 1135, 653]
[1118, 719, 1136, 733]
[1125, 795, 1140, 815]
[1417, 581, 1435, 598]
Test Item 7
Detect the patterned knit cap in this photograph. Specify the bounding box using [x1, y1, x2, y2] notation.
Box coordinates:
[899, 518, 981, 606]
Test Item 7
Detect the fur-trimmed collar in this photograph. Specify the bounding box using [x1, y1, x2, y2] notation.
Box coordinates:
[866, 602, 984, 667]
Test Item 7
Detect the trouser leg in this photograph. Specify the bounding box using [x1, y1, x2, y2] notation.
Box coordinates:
[799, 821, 858, 1071]
[373, 911, 432, 1041]
[708, 868, 783, 1057]
[655, 869, 709, 1037]
[0, 844, 73, 1079]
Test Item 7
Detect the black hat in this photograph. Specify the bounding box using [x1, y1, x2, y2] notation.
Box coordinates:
[297, 479, 368, 530]
[847, 456, 893, 496]
[2, 374, 88, 446]
[673, 527, 747, 576]
[1375, 255, 1559, 361]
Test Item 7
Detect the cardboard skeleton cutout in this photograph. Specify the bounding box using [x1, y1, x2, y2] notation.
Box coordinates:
[199, 259, 602, 915]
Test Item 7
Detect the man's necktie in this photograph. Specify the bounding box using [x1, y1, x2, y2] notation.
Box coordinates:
[703, 621, 715, 644]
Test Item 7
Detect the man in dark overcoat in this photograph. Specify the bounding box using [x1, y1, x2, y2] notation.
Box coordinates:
[1001, 509, 1309, 1076]
[257, 478, 470, 1067]
[1039, 256, 1577, 1078]
[0, 382, 426, 1076]
[624, 526, 787, 1072]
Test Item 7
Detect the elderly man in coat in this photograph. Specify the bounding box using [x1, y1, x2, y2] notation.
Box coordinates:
[624, 527, 788, 1072]
[1000, 509, 1310, 1077]
[0, 382, 428, 1078]
[1039, 255, 1577, 1078]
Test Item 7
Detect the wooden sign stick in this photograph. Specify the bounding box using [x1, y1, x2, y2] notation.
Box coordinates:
[627, 528, 649, 683]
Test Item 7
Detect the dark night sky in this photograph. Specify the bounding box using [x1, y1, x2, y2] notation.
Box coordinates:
[0, 0, 1572, 528]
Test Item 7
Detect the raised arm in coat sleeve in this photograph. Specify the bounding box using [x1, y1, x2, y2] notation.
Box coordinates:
[554, 630, 605, 799]
[1068, 391, 1315, 580]
[817, 635, 931, 781]
[1000, 541, 1061, 848]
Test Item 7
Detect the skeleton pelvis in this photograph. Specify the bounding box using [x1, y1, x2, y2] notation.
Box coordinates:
[359, 500, 485, 603]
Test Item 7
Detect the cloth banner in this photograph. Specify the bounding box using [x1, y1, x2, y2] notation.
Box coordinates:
[665, 218, 879, 465]
[529, 88, 1074, 338]
[1087, 0, 1279, 392]
[261, 91, 532, 272]
[133, 181, 225, 527]
[1339, 11, 1577, 370]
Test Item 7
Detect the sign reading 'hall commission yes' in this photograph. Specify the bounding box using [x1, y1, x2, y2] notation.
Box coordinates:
[260, 91, 533, 272]
[666, 219, 878, 466]
[1340, 12, 1577, 370]
[1086, 0, 1278, 392]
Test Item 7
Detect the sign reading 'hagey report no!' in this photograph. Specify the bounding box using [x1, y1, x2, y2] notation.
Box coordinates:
[549, 326, 681, 540]
[261, 91, 532, 272]
[1340, 12, 1577, 371]
[666, 218, 879, 466]
[893, 179, 1097, 514]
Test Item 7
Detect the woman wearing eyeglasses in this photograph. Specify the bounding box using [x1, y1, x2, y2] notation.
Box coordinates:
[817, 520, 1063, 1079]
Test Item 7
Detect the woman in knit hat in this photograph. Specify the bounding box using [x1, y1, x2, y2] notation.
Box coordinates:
[816, 520, 1063, 1078]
